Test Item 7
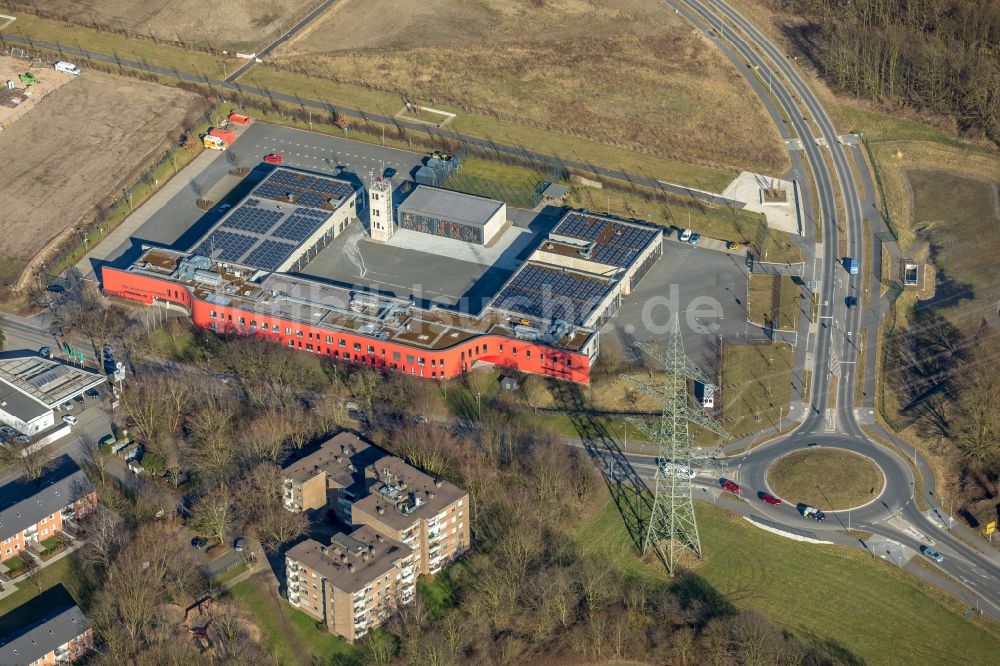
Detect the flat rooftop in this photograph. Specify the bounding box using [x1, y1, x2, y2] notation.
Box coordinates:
[190, 167, 356, 272]
[552, 211, 662, 268]
[354, 456, 466, 531]
[0, 356, 106, 411]
[287, 525, 412, 594]
[282, 432, 386, 489]
[398, 186, 504, 227]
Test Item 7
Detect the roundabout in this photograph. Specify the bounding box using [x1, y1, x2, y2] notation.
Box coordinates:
[766, 447, 885, 511]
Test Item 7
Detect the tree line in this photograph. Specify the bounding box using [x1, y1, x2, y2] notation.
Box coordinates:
[773, 0, 1000, 142]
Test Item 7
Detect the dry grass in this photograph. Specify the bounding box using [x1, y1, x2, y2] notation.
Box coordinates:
[273, 0, 788, 178]
[721, 342, 796, 438]
[748, 274, 802, 331]
[768, 448, 884, 510]
[0, 69, 205, 285]
[3, 0, 315, 51]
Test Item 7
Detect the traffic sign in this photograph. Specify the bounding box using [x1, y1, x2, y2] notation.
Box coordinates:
[985, 521, 996, 535]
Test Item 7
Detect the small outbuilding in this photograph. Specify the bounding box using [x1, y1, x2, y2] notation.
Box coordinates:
[500, 375, 520, 391]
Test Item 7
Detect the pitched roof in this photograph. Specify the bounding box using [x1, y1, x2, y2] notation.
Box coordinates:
[0, 602, 89, 664]
[0, 457, 92, 539]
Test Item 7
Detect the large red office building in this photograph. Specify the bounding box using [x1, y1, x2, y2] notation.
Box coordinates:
[102, 167, 662, 384]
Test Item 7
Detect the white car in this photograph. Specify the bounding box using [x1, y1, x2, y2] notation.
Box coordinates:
[679, 228, 693, 242]
[62, 415, 78, 425]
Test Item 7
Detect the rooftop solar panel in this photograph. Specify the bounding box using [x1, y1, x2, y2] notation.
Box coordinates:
[272, 214, 324, 242]
[492, 264, 614, 326]
[193, 231, 256, 263]
[243, 239, 297, 272]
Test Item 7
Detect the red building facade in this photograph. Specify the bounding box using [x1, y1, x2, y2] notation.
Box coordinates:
[102, 267, 593, 383]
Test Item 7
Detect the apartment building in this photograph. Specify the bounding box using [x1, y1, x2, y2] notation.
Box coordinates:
[352, 457, 469, 576]
[0, 458, 95, 561]
[281, 432, 387, 522]
[285, 525, 417, 642]
[0, 594, 92, 665]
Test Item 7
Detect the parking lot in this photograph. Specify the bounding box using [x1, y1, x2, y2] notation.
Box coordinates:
[603, 237, 751, 369]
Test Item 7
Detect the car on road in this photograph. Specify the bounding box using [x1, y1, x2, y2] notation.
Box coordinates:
[721, 479, 742, 494]
[191, 537, 208, 550]
[263, 153, 284, 164]
[62, 415, 78, 426]
[920, 545, 944, 563]
[760, 492, 782, 506]
[845, 295, 858, 309]
[234, 537, 247, 552]
[679, 228, 693, 242]
[39, 346, 51, 358]
[688, 232, 701, 245]
[726, 241, 742, 250]
[801, 505, 826, 521]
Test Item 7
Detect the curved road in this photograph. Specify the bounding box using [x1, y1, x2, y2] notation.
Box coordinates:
[659, 0, 1000, 618]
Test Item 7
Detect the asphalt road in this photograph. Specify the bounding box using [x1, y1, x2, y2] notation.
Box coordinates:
[657, 0, 1000, 620]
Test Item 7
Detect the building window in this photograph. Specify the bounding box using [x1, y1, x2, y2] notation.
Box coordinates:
[296, 330, 304, 338]
[339, 339, 346, 348]
[393, 351, 401, 361]
[406, 354, 414, 365]
[285, 327, 292, 335]
[499, 344, 504, 353]
[526, 350, 532, 360]
[250, 320, 257, 327]
[238, 316, 245, 324]
[353, 343, 362, 352]
[262, 323, 269, 331]
[326, 336, 333, 344]
[367, 345, 375, 354]
[418, 357, 425, 366]
[288, 340, 295, 348]
[210, 311, 217, 319]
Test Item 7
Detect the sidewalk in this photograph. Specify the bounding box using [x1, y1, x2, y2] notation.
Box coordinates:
[74, 147, 227, 282]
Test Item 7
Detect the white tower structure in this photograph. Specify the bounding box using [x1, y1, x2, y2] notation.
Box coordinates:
[368, 171, 395, 242]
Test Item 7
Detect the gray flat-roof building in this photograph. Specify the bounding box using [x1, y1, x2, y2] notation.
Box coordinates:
[397, 186, 506, 246]
[0, 356, 106, 436]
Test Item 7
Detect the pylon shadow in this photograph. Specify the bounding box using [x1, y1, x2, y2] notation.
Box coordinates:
[546, 377, 652, 553]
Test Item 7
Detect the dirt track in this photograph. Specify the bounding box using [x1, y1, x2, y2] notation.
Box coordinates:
[0, 68, 204, 285]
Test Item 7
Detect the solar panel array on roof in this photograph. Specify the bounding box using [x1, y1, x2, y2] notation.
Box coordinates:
[221, 207, 283, 235]
[272, 214, 324, 242]
[243, 239, 298, 272]
[193, 231, 257, 263]
[492, 264, 613, 325]
[554, 212, 660, 268]
[252, 169, 355, 209]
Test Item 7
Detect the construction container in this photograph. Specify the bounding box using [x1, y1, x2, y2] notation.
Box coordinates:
[209, 127, 237, 144]
[228, 112, 253, 125]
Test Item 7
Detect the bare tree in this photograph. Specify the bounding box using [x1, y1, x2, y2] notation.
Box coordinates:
[79, 432, 109, 486]
[190, 490, 234, 546]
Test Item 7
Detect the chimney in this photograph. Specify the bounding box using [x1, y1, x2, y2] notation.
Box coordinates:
[426, 491, 436, 500]
[375, 533, 383, 543]
[368, 544, 374, 554]
[362, 551, 369, 562]
[376, 505, 384, 515]
[434, 479, 443, 488]
[347, 562, 354, 572]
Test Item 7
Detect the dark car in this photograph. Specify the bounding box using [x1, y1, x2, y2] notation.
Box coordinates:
[234, 538, 247, 552]
[721, 479, 742, 494]
[760, 492, 782, 506]
[383, 167, 397, 179]
[85, 388, 100, 399]
[688, 232, 702, 245]
[73, 394, 84, 404]
[846, 296, 858, 309]
[191, 537, 208, 550]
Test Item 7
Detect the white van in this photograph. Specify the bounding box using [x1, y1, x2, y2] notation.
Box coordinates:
[54, 61, 81, 75]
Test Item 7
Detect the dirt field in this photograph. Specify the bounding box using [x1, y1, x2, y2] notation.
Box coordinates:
[0, 69, 205, 285]
[2, 0, 315, 51]
[273, 0, 788, 176]
[0, 56, 75, 130]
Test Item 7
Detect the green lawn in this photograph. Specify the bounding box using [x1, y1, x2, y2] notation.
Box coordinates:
[768, 448, 884, 510]
[2, 555, 28, 576]
[224, 576, 360, 666]
[0, 557, 80, 616]
[4, 14, 233, 80]
[576, 494, 1000, 665]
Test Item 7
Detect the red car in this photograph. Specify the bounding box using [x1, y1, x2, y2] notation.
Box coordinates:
[263, 153, 283, 164]
[760, 493, 782, 506]
[721, 480, 742, 494]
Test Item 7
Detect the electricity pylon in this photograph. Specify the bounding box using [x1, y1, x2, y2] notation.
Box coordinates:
[622, 317, 729, 575]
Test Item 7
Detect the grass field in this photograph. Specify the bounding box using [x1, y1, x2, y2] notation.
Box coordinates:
[225, 575, 360, 665]
[3, 0, 314, 52]
[575, 491, 1000, 665]
[720, 343, 796, 439]
[0, 557, 81, 616]
[0, 68, 206, 286]
[274, 0, 788, 181]
[2, 14, 233, 79]
[768, 448, 884, 509]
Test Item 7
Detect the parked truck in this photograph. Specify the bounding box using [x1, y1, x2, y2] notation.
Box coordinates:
[203, 134, 229, 151]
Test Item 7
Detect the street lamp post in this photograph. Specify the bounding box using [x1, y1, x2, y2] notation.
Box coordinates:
[476, 391, 481, 419]
[621, 421, 628, 452]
